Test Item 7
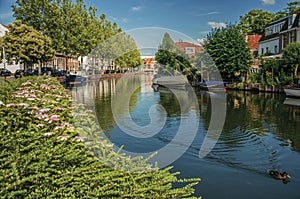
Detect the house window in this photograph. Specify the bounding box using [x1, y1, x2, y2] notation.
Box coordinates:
[274, 45, 278, 54]
[266, 47, 269, 53]
[261, 48, 264, 55]
[265, 27, 273, 35]
[290, 31, 295, 43]
[288, 16, 293, 26]
[274, 25, 280, 33]
[185, 47, 195, 54]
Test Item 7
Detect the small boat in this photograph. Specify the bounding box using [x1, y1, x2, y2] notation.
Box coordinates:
[152, 74, 189, 88]
[65, 74, 87, 85]
[283, 85, 300, 98]
[197, 80, 227, 90]
[284, 98, 300, 106]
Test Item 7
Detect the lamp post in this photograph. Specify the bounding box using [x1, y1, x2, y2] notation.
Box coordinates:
[2, 43, 6, 69]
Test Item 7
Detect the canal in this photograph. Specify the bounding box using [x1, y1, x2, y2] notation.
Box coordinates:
[69, 74, 300, 199]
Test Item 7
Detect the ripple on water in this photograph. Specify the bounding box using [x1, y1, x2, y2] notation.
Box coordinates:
[186, 127, 286, 175]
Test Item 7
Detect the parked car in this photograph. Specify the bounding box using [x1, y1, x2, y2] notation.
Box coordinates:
[24, 68, 35, 76]
[60, 70, 67, 76]
[0, 68, 12, 77]
[94, 69, 101, 74]
[86, 69, 93, 75]
[14, 69, 25, 78]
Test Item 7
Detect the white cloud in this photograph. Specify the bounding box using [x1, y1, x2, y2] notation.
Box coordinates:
[132, 6, 142, 11]
[208, 22, 227, 29]
[109, 16, 117, 21]
[0, 12, 13, 20]
[195, 11, 220, 17]
[261, 0, 275, 5]
[122, 18, 128, 23]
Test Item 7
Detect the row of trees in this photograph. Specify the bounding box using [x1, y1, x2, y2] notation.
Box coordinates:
[154, 1, 300, 84]
[1, 0, 141, 70]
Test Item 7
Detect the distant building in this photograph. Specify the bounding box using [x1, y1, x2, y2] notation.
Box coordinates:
[0, 24, 9, 38]
[246, 35, 262, 72]
[174, 41, 204, 58]
[143, 57, 157, 71]
[246, 35, 262, 56]
[44, 53, 79, 71]
[258, 9, 300, 57]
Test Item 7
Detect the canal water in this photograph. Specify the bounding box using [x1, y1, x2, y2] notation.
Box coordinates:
[69, 74, 300, 199]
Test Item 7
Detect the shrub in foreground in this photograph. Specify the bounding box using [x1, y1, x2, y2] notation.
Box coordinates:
[0, 76, 200, 198]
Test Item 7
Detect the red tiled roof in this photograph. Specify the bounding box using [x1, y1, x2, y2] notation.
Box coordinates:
[174, 42, 204, 51]
[145, 58, 154, 64]
[247, 35, 262, 49]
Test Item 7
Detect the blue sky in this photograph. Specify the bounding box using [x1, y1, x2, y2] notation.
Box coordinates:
[0, 0, 294, 54]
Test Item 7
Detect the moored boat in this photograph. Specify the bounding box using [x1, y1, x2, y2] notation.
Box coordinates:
[283, 85, 300, 98]
[152, 74, 189, 88]
[197, 80, 227, 91]
[65, 74, 87, 85]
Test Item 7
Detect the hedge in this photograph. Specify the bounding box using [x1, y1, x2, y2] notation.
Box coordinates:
[0, 76, 200, 198]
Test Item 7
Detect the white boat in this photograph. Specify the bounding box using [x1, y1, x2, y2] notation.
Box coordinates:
[283, 86, 300, 98]
[152, 74, 189, 88]
[284, 98, 300, 107]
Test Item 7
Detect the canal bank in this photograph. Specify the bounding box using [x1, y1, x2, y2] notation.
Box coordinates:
[226, 83, 285, 93]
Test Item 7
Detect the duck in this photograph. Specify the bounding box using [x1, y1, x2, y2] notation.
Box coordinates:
[268, 170, 291, 180]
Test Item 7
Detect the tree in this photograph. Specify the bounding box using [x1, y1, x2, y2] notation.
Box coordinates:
[12, 0, 122, 70]
[204, 25, 251, 81]
[283, 1, 300, 15]
[282, 42, 300, 80]
[237, 9, 276, 35]
[3, 20, 54, 68]
[155, 33, 191, 73]
[114, 33, 142, 69]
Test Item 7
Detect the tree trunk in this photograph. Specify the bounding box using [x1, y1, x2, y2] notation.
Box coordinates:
[295, 63, 299, 79]
[38, 60, 41, 75]
[66, 56, 68, 71]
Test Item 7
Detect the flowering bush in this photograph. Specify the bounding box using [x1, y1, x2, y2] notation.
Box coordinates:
[0, 76, 200, 198]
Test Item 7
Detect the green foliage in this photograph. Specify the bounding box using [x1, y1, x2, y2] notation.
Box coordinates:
[282, 42, 300, 79]
[2, 20, 54, 68]
[155, 33, 192, 73]
[237, 9, 276, 35]
[204, 25, 251, 81]
[276, 1, 300, 18]
[12, 0, 122, 61]
[250, 58, 293, 85]
[0, 76, 200, 198]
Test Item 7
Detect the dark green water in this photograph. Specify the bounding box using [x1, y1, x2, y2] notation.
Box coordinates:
[70, 74, 300, 199]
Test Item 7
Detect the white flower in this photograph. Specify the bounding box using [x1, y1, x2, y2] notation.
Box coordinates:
[44, 132, 55, 136]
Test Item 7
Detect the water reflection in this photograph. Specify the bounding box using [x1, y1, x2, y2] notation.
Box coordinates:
[69, 75, 300, 198]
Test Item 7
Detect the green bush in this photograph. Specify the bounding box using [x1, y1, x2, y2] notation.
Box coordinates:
[0, 76, 200, 198]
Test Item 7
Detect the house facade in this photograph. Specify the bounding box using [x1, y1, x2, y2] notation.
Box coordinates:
[44, 53, 79, 71]
[0, 24, 9, 38]
[174, 41, 204, 58]
[246, 35, 262, 72]
[258, 9, 300, 57]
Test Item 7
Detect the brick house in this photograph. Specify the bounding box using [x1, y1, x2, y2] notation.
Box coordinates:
[44, 53, 79, 71]
[246, 35, 262, 72]
[258, 9, 300, 57]
[279, 9, 300, 52]
[174, 41, 204, 58]
[246, 35, 262, 56]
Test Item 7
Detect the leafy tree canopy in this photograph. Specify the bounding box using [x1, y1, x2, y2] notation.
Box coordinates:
[282, 42, 300, 79]
[2, 20, 54, 68]
[155, 33, 191, 73]
[204, 25, 251, 80]
[237, 9, 276, 35]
